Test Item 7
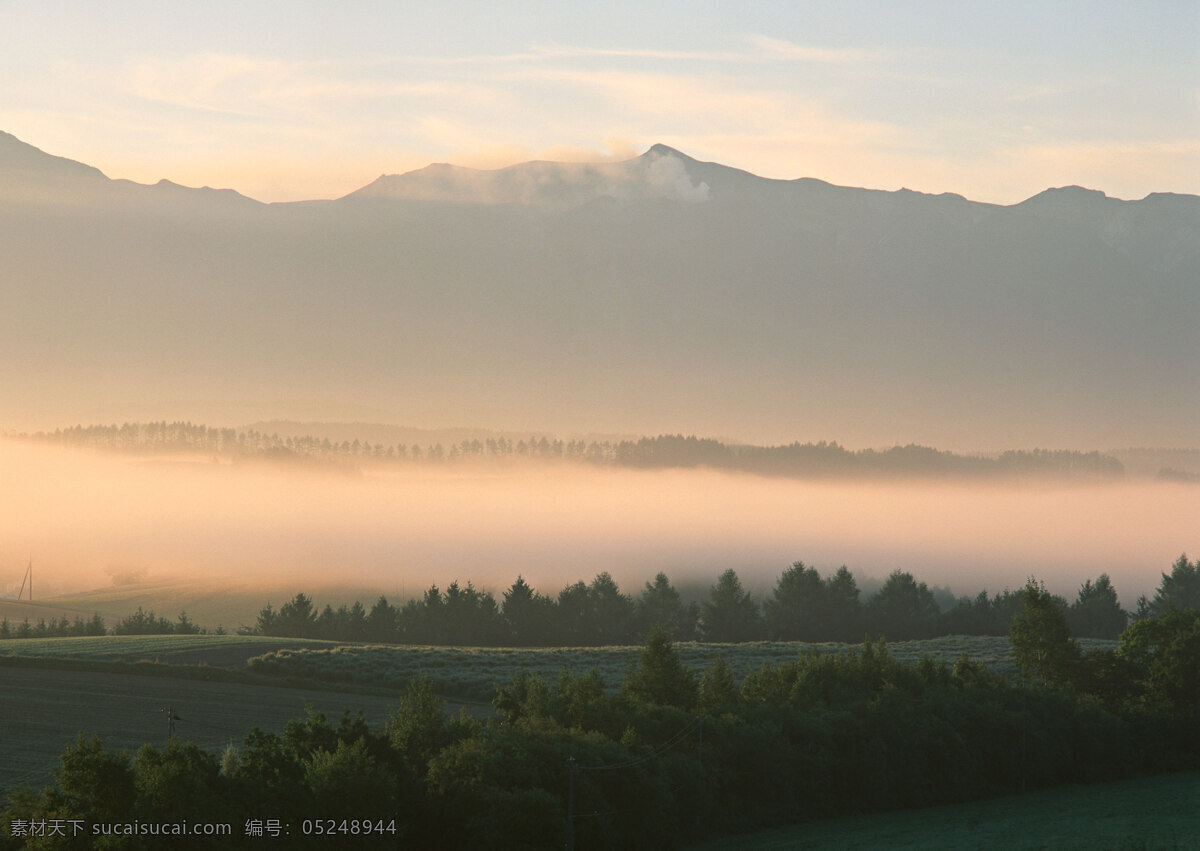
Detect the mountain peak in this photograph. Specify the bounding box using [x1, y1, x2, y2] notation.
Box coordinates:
[1019, 185, 1112, 206]
[346, 145, 711, 205]
[644, 143, 688, 159]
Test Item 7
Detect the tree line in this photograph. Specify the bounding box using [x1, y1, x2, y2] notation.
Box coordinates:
[18, 422, 1124, 479]
[0, 607, 216, 640]
[5, 593, 1199, 849]
[5, 556, 1191, 647]
[247, 556, 1200, 647]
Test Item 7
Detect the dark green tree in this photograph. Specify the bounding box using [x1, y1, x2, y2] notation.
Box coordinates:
[304, 738, 399, 819]
[274, 593, 319, 638]
[501, 576, 556, 646]
[620, 625, 698, 709]
[824, 565, 863, 641]
[554, 573, 635, 646]
[1009, 578, 1080, 687]
[366, 595, 399, 643]
[1145, 554, 1200, 616]
[555, 580, 592, 644]
[633, 572, 698, 641]
[133, 738, 226, 827]
[698, 656, 741, 715]
[587, 572, 636, 645]
[1067, 574, 1128, 639]
[763, 561, 826, 640]
[701, 569, 762, 642]
[54, 733, 137, 822]
[442, 580, 502, 645]
[1118, 608, 1200, 718]
[387, 677, 473, 776]
[867, 570, 939, 640]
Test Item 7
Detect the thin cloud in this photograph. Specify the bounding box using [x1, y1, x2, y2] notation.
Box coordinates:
[742, 34, 893, 64]
[524, 43, 742, 63]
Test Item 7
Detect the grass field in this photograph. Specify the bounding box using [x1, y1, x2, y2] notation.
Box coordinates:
[245, 634, 1119, 701]
[1, 633, 1120, 703]
[685, 770, 1200, 850]
[0, 633, 335, 667]
[0, 632, 1122, 804]
[0, 666, 417, 794]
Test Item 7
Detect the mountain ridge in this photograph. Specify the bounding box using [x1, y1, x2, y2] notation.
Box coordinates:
[0, 131, 1195, 449]
[3, 130, 1195, 209]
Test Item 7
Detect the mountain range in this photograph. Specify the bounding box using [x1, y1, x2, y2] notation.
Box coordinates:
[1, 130, 1196, 448]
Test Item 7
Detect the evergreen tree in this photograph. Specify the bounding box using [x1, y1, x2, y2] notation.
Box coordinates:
[501, 576, 555, 646]
[633, 572, 698, 641]
[366, 595, 399, 643]
[701, 570, 762, 642]
[274, 593, 319, 638]
[763, 561, 826, 640]
[698, 656, 741, 715]
[1146, 554, 1200, 616]
[867, 570, 940, 640]
[620, 626, 698, 709]
[588, 572, 635, 645]
[1067, 574, 1128, 639]
[824, 565, 863, 641]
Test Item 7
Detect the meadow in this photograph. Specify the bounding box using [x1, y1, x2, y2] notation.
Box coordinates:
[0, 633, 333, 667]
[243, 634, 1120, 701]
[0, 631, 1120, 705]
[0, 628, 1183, 848]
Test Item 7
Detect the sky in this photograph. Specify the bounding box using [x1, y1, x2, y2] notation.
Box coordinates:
[1, 1, 1197, 204]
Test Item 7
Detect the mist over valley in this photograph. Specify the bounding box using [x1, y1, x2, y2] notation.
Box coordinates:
[1, 437, 1194, 626]
[2, 132, 1197, 618]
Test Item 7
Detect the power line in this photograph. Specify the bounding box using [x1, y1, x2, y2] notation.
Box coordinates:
[577, 716, 702, 772]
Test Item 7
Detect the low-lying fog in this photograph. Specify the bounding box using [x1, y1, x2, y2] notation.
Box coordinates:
[1, 440, 1195, 607]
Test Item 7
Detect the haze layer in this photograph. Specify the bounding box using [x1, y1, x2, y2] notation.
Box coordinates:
[2, 441, 1194, 607]
[2, 132, 1196, 448]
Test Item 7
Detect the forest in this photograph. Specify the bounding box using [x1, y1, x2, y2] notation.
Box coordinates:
[242, 556, 1178, 646]
[14, 422, 1126, 479]
[2, 562, 1199, 849]
[3, 558, 1183, 647]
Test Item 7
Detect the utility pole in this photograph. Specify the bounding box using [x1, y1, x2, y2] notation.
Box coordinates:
[565, 755, 577, 851]
[163, 707, 180, 743]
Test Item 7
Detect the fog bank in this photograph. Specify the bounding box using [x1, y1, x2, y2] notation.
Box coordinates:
[0, 440, 1194, 606]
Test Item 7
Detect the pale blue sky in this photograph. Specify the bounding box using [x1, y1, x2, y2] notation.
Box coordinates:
[2, 1, 1196, 202]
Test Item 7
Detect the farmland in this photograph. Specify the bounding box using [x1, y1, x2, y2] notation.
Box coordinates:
[1, 631, 1105, 793]
[0, 633, 334, 667]
[244, 634, 1120, 701]
[0, 626, 1191, 848]
[0, 667, 410, 793]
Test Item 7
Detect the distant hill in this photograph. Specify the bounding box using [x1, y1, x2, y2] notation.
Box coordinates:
[1, 133, 1196, 449]
[15, 422, 1128, 481]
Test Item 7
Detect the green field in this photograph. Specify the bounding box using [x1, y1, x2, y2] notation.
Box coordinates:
[0, 633, 335, 666]
[0, 632, 1123, 809]
[244, 634, 1120, 701]
[686, 770, 1200, 850]
[0, 667, 416, 794]
[1, 632, 1120, 702]
[1, 631, 1192, 851]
